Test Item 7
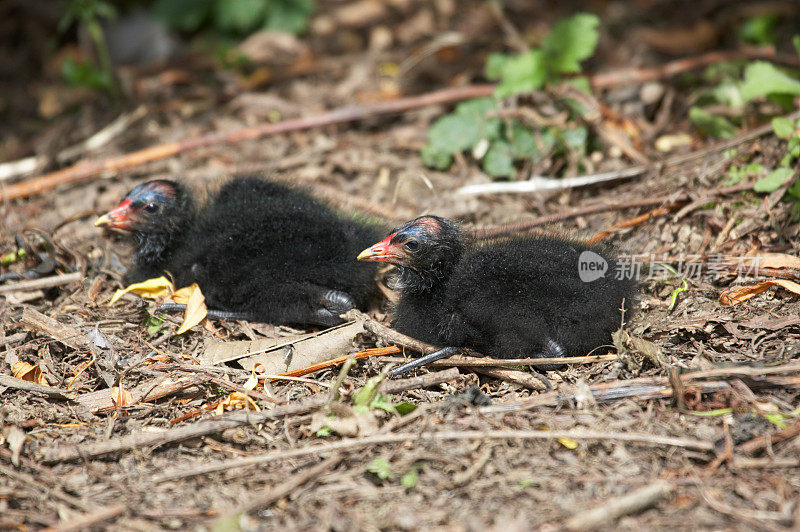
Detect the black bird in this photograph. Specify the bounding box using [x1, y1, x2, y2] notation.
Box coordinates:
[357, 215, 637, 375]
[96, 176, 382, 326]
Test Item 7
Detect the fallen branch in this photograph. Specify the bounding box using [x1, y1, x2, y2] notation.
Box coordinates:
[0, 272, 83, 294]
[564, 480, 674, 531]
[39, 367, 461, 463]
[1, 85, 494, 202]
[0, 375, 77, 400]
[154, 429, 711, 483]
[472, 180, 756, 239]
[479, 362, 800, 414]
[473, 367, 549, 391]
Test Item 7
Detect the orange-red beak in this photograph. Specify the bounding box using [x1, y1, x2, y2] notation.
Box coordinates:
[357, 234, 401, 263]
[95, 199, 134, 230]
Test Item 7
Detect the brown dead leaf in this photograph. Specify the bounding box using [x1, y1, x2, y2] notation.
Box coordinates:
[743, 252, 800, 270]
[214, 392, 260, 416]
[111, 385, 132, 407]
[720, 279, 800, 306]
[173, 283, 207, 335]
[12, 362, 48, 386]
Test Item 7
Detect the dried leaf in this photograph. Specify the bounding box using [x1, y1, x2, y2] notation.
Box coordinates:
[169, 284, 196, 305]
[214, 392, 260, 416]
[243, 369, 258, 391]
[174, 284, 207, 335]
[720, 279, 800, 305]
[109, 276, 174, 305]
[743, 252, 800, 270]
[111, 385, 132, 407]
[557, 437, 579, 449]
[12, 362, 48, 386]
[2, 426, 26, 466]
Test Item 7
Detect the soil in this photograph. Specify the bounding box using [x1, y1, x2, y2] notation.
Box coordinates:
[2, 1, 800, 530]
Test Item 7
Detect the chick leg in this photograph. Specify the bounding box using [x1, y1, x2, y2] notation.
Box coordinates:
[389, 347, 460, 377]
[155, 303, 251, 321]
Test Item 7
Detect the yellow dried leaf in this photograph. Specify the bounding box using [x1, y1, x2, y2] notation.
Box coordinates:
[244, 370, 258, 391]
[557, 437, 579, 449]
[12, 362, 48, 386]
[109, 276, 174, 305]
[654, 133, 692, 152]
[174, 283, 207, 335]
[720, 279, 800, 305]
[214, 392, 260, 416]
[111, 385, 132, 407]
[169, 284, 195, 305]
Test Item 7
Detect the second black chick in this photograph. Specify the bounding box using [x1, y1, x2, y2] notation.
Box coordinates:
[357, 216, 637, 374]
[96, 176, 383, 326]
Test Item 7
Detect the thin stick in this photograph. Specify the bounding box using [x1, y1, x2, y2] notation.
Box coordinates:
[39, 367, 461, 463]
[40, 503, 126, 532]
[0, 272, 83, 294]
[380, 354, 618, 367]
[233, 455, 342, 515]
[1, 85, 494, 202]
[153, 428, 713, 483]
[279, 346, 401, 377]
[564, 480, 673, 531]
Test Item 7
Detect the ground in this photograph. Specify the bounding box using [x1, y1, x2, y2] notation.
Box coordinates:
[2, 1, 800, 530]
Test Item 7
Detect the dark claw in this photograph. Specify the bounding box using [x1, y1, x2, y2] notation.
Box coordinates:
[155, 303, 251, 321]
[389, 346, 460, 377]
[321, 290, 356, 314]
[310, 290, 356, 327]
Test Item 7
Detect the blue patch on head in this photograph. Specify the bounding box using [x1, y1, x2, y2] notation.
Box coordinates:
[125, 181, 177, 207]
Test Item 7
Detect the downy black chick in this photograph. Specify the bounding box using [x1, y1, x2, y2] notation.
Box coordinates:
[96, 176, 382, 326]
[357, 215, 637, 374]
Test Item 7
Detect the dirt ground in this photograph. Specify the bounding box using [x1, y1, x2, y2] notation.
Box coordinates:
[3, 1, 800, 530]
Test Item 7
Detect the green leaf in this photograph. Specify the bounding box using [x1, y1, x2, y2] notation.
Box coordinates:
[485, 52, 509, 80]
[366, 457, 393, 480]
[483, 140, 515, 177]
[737, 13, 780, 45]
[542, 13, 600, 74]
[669, 278, 688, 311]
[394, 401, 418, 415]
[753, 167, 794, 192]
[689, 107, 736, 138]
[264, 0, 315, 34]
[561, 126, 589, 153]
[315, 426, 332, 437]
[740, 61, 800, 102]
[772, 116, 796, 139]
[400, 471, 418, 488]
[420, 145, 453, 170]
[688, 408, 733, 417]
[214, 0, 268, 34]
[495, 49, 547, 98]
[153, 0, 214, 32]
[146, 316, 165, 335]
[509, 122, 541, 158]
[794, 35, 800, 60]
[764, 413, 788, 428]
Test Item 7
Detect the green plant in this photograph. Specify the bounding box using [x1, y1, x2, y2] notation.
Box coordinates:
[421, 13, 600, 178]
[738, 13, 780, 46]
[58, 0, 117, 93]
[689, 50, 800, 138]
[753, 116, 800, 194]
[154, 0, 314, 36]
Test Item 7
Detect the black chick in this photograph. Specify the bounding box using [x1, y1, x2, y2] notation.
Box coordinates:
[357, 215, 637, 375]
[96, 176, 382, 326]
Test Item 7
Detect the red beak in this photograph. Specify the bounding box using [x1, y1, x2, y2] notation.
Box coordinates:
[357, 234, 401, 263]
[95, 199, 134, 230]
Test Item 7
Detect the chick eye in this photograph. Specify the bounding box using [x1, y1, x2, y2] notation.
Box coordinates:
[143, 203, 159, 213]
[404, 239, 419, 252]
